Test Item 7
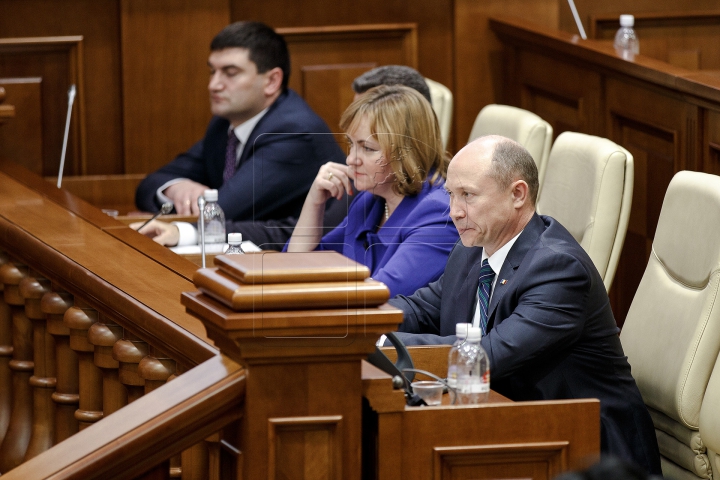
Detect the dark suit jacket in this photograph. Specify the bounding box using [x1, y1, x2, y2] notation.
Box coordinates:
[135, 89, 346, 248]
[390, 214, 661, 474]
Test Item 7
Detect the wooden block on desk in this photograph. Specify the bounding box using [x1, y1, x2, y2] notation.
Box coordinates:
[214, 250, 371, 284]
[193, 267, 389, 311]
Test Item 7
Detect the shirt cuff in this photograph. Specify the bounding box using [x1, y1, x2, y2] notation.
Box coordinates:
[173, 221, 198, 246]
[376, 334, 388, 347]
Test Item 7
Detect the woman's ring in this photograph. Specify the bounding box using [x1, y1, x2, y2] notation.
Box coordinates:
[327, 172, 334, 180]
[184, 199, 191, 205]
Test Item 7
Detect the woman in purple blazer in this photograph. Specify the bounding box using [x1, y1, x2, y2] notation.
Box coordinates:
[287, 85, 458, 296]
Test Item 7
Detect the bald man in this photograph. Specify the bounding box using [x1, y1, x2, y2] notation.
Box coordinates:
[390, 135, 661, 475]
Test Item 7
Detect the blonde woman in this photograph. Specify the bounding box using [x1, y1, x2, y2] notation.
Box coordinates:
[287, 85, 458, 296]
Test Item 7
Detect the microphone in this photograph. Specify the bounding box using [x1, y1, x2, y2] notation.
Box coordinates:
[567, 0, 587, 39]
[136, 202, 173, 232]
[57, 85, 77, 188]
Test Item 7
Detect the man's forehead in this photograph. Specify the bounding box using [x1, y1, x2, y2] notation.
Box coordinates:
[208, 47, 253, 66]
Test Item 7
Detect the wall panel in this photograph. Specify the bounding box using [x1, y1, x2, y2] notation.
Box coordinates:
[120, 0, 230, 175]
[0, 0, 122, 176]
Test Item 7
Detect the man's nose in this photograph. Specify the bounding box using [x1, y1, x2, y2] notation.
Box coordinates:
[208, 73, 222, 91]
[449, 198, 465, 219]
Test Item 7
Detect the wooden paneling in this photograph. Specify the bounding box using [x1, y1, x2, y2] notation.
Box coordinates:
[120, 0, 230, 175]
[590, 11, 720, 70]
[0, 38, 84, 177]
[278, 24, 417, 136]
[0, 79, 43, 174]
[0, 0, 122, 176]
[232, 0, 454, 149]
[453, 0, 558, 151]
[558, 0, 720, 39]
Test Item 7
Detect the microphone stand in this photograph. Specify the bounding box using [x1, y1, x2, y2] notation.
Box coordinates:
[135, 202, 173, 232]
[197, 196, 207, 268]
[567, 0, 587, 40]
[57, 85, 76, 188]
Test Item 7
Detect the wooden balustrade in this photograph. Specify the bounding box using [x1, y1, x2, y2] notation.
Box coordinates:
[19, 271, 55, 460]
[41, 288, 78, 443]
[0, 252, 12, 448]
[0, 261, 33, 471]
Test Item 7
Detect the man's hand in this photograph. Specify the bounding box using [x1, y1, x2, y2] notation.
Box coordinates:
[164, 180, 209, 215]
[130, 220, 180, 247]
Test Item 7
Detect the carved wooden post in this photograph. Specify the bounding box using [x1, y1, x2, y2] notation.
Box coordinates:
[41, 288, 79, 442]
[19, 272, 55, 460]
[88, 319, 126, 416]
[181, 252, 402, 480]
[64, 304, 103, 430]
[0, 262, 33, 472]
[0, 252, 13, 448]
[113, 334, 148, 404]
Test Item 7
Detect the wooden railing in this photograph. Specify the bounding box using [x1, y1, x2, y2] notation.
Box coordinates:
[0, 160, 245, 478]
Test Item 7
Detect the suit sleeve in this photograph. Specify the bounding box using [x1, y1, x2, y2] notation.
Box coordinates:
[480, 249, 592, 379]
[219, 132, 345, 221]
[135, 140, 210, 213]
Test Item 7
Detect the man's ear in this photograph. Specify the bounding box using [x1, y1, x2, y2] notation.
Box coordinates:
[511, 180, 529, 208]
[264, 67, 283, 96]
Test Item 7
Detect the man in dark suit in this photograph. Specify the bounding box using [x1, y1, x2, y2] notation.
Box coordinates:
[390, 135, 661, 474]
[134, 21, 345, 248]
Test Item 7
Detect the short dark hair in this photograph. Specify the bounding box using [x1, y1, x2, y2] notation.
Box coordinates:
[210, 21, 290, 89]
[489, 136, 539, 205]
[352, 65, 432, 104]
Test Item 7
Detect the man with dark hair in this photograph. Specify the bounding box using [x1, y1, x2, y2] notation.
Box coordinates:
[352, 65, 432, 103]
[389, 135, 661, 475]
[134, 21, 345, 248]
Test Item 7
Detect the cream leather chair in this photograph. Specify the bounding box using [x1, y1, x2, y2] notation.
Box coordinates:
[468, 104, 553, 187]
[424, 78, 453, 151]
[621, 171, 720, 480]
[536, 132, 633, 290]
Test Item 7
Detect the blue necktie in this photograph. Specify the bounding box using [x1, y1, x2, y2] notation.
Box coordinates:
[223, 132, 240, 183]
[477, 259, 495, 336]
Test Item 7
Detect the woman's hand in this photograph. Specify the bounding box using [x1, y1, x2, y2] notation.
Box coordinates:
[130, 220, 180, 246]
[306, 162, 352, 206]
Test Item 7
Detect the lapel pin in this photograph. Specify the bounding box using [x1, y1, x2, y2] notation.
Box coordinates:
[500, 279, 507, 285]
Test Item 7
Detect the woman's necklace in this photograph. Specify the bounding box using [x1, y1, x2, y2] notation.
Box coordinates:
[384, 201, 390, 220]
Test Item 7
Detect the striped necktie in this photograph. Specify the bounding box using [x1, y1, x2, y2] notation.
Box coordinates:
[477, 259, 495, 336]
[223, 132, 240, 183]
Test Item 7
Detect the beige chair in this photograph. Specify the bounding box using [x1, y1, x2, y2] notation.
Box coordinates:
[424, 78, 453, 151]
[536, 132, 633, 291]
[468, 104, 553, 186]
[700, 355, 720, 480]
[621, 171, 720, 480]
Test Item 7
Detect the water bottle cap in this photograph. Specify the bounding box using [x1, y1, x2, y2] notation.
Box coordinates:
[467, 326, 481, 341]
[228, 233, 242, 244]
[619, 14, 634, 27]
[455, 323, 470, 338]
[203, 189, 219, 202]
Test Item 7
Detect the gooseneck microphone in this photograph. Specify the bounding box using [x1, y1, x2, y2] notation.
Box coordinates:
[136, 202, 173, 232]
[57, 85, 76, 189]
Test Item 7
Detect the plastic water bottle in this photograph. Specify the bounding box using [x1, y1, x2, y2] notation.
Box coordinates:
[446, 323, 470, 389]
[613, 14, 639, 60]
[202, 189, 225, 244]
[455, 326, 490, 404]
[225, 233, 245, 254]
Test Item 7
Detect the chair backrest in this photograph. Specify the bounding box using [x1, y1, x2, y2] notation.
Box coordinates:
[536, 132, 633, 290]
[622, 170, 720, 427]
[468, 104, 552, 186]
[621, 171, 720, 479]
[424, 78, 453, 151]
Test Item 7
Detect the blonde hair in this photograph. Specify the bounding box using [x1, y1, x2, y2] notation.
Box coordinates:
[339, 84, 448, 196]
